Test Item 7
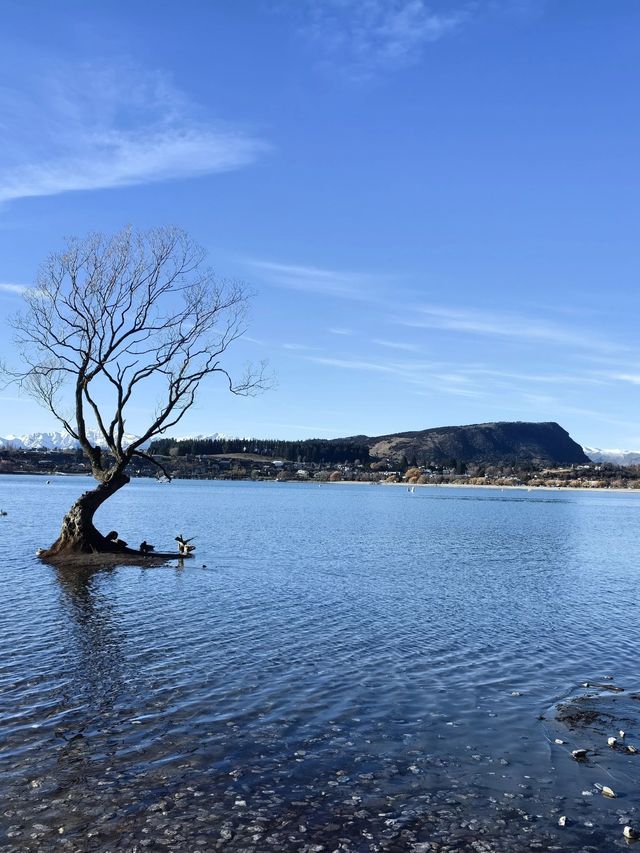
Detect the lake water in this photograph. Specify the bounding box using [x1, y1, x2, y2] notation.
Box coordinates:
[1, 475, 640, 852]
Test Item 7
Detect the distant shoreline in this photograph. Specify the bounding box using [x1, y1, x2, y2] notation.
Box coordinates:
[330, 480, 640, 494]
[2, 470, 640, 494]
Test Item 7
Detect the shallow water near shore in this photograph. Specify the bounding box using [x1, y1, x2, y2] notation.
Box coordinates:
[2, 474, 640, 852]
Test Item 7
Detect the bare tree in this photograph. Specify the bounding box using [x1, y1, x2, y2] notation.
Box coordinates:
[8, 225, 268, 558]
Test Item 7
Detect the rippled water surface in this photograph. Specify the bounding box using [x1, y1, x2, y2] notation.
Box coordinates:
[2, 475, 640, 852]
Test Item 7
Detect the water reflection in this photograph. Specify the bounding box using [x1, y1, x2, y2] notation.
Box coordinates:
[55, 566, 126, 713]
[45, 569, 125, 799]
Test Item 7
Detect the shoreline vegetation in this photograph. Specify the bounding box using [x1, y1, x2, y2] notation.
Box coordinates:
[3, 448, 640, 491]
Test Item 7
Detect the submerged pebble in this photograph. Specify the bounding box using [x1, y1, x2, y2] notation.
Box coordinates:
[593, 781, 620, 800]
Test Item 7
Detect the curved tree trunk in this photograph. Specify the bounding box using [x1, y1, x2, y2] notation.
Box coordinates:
[42, 473, 131, 556]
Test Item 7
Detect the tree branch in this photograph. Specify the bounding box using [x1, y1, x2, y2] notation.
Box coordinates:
[8, 225, 271, 483]
[131, 449, 173, 480]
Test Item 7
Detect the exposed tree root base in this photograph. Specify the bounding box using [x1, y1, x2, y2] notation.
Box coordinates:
[38, 549, 193, 570]
[39, 474, 196, 569]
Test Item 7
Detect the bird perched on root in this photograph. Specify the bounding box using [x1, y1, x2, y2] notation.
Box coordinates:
[140, 541, 155, 554]
[106, 530, 128, 548]
[175, 534, 196, 555]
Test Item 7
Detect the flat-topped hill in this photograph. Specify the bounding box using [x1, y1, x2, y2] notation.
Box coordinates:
[344, 421, 589, 467]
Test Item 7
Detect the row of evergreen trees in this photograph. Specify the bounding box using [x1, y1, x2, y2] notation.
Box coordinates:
[148, 436, 371, 465]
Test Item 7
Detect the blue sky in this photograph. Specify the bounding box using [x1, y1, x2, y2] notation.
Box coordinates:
[1, 0, 639, 448]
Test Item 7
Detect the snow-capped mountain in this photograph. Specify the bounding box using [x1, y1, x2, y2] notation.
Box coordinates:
[0, 429, 143, 450]
[583, 446, 640, 466]
[0, 429, 228, 451]
[173, 433, 228, 442]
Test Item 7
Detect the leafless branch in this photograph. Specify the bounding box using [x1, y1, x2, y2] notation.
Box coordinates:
[130, 449, 173, 481]
[7, 225, 270, 482]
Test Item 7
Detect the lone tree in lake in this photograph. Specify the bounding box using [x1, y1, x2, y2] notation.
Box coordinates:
[9, 226, 267, 558]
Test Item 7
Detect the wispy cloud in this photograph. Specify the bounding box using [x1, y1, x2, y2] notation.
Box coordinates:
[463, 366, 607, 386]
[329, 327, 355, 336]
[282, 342, 319, 351]
[304, 355, 487, 398]
[306, 355, 401, 375]
[372, 338, 422, 352]
[547, 404, 640, 432]
[304, 350, 616, 405]
[0, 63, 267, 205]
[493, 395, 640, 435]
[609, 373, 640, 386]
[401, 304, 624, 354]
[246, 259, 386, 300]
[301, 0, 469, 78]
[0, 282, 27, 295]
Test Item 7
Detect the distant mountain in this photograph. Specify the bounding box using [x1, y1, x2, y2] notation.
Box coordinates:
[0, 429, 143, 451]
[0, 424, 597, 468]
[0, 429, 228, 452]
[173, 432, 228, 442]
[346, 421, 590, 467]
[583, 446, 640, 467]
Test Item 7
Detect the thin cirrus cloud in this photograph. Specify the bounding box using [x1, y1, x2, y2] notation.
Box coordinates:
[400, 304, 624, 354]
[0, 283, 27, 295]
[372, 338, 422, 353]
[463, 366, 606, 386]
[282, 343, 319, 351]
[306, 355, 402, 375]
[247, 256, 612, 358]
[303, 351, 613, 404]
[609, 373, 640, 386]
[246, 259, 387, 300]
[0, 63, 267, 205]
[300, 0, 470, 78]
[305, 354, 487, 399]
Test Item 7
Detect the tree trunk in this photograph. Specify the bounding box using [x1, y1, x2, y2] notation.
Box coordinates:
[42, 473, 131, 556]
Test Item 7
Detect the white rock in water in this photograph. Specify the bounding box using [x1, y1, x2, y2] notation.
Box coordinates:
[572, 749, 588, 760]
[624, 826, 639, 840]
[619, 730, 625, 739]
[627, 744, 638, 754]
[602, 785, 616, 798]
[608, 736, 618, 747]
[554, 738, 565, 745]
[558, 815, 568, 827]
